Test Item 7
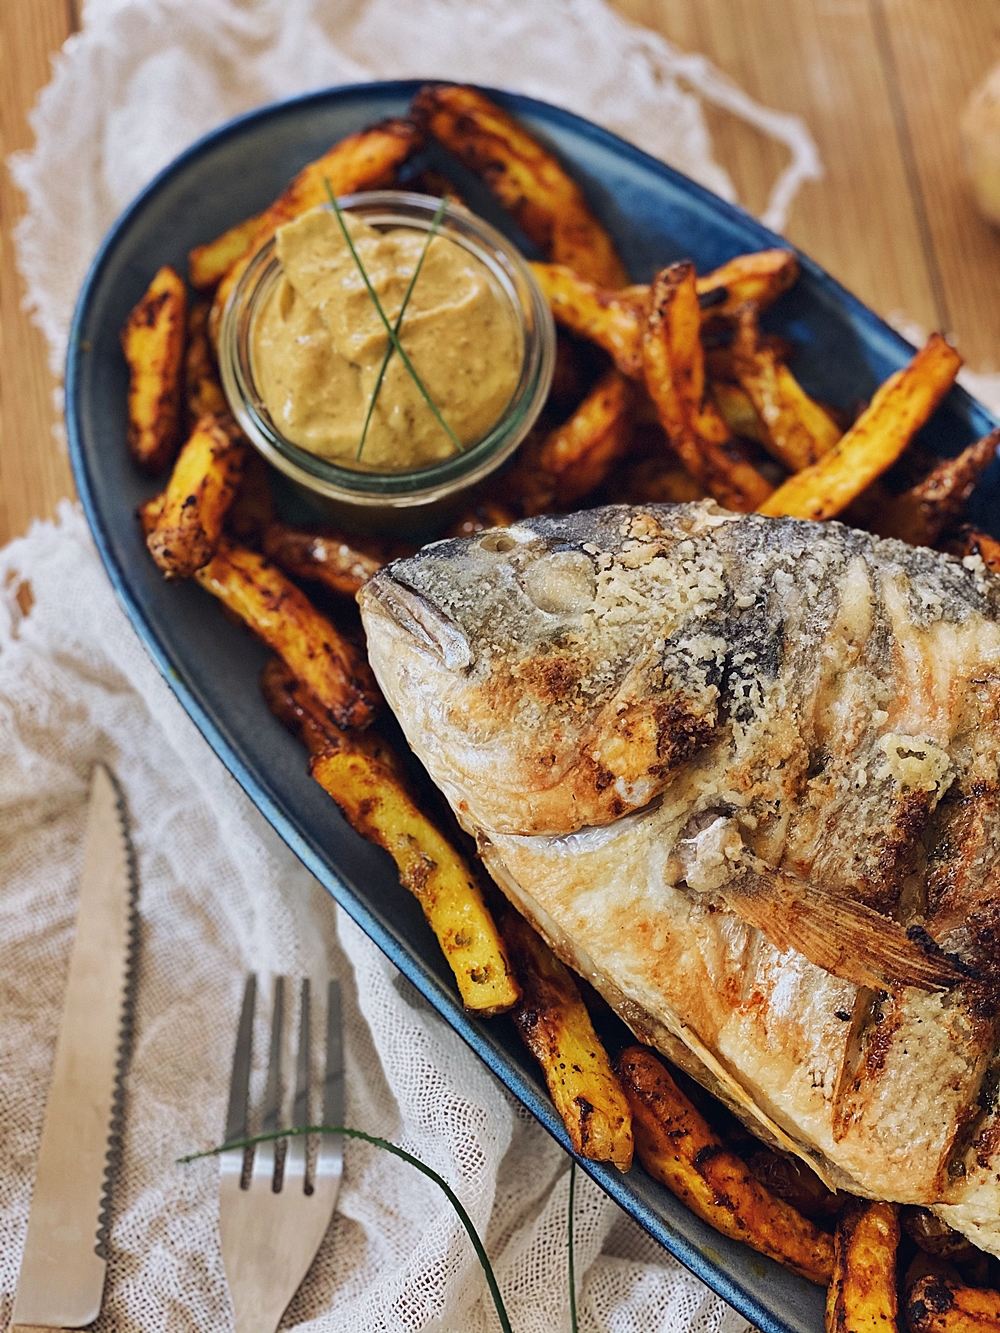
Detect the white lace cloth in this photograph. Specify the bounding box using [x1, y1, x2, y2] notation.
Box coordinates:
[1, 2, 827, 1328]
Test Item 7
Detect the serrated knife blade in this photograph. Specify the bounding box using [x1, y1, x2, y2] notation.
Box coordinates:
[12, 764, 137, 1332]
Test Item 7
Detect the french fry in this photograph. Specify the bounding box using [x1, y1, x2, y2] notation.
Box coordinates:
[502, 911, 633, 1170]
[405, 167, 465, 205]
[732, 304, 842, 471]
[147, 414, 246, 579]
[826, 1199, 900, 1332]
[121, 265, 187, 473]
[225, 449, 274, 546]
[311, 745, 520, 1014]
[414, 84, 629, 287]
[189, 212, 267, 291]
[643, 262, 774, 512]
[446, 500, 517, 539]
[185, 300, 228, 423]
[618, 1045, 834, 1284]
[262, 522, 393, 598]
[137, 492, 166, 536]
[195, 540, 380, 729]
[530, 263, 645, 378]
[208, 119, 424, 339]
[695, 249, 799, 318]
[618, 457, 709, 505]
[746, 1149, 843, 1222]
[710, 381, 768, 446]
[907, 1274, 1000, 1332]
[873, 429, 1000, 546]
[759, 334, 962, 520]
[941, 525, 1000, 574]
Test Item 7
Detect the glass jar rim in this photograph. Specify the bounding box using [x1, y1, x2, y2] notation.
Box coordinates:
[218, 190, 555, 508]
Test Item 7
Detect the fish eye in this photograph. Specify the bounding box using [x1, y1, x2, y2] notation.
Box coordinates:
[479, 532, 517, 553]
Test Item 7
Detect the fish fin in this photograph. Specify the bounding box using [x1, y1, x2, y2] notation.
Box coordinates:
[721, 870, 974, 992]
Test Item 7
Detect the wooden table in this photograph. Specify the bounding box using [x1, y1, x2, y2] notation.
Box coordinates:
[2, 0, 1000, 546]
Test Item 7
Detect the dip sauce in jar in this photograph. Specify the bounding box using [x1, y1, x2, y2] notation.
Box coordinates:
[252, 209, 522, 473]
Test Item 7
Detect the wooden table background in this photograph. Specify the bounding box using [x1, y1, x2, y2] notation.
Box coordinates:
[2, 0, 1000, 547]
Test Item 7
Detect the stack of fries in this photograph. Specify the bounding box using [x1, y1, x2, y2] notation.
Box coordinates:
[123, 82, 1000, 1327]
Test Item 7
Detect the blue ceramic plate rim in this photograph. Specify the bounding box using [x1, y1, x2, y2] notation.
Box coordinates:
[66, 79, 999, 1333]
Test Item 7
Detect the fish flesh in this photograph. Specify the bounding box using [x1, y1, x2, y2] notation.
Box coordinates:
[359, 501, 1000, 1251]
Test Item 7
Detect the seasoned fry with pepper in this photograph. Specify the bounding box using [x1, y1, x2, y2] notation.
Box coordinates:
[695, 248, 799, 318]
[618, 1045, 833, 1284]
[643, 262, 774, 512]
[732, 304, 841, 470]
[262, 522, 394, 597]
[530, 263, 644, 378]
[195, 540, 380, 729]
[502, 912, 633, 1170]
[907, 1273, 1000, 1332]
[311, 745, 520, 1015]
[415, 84, 628, 287]
[759, 333, 962, 520]
[147, 414, 246, 579]
[185, 300, 228, 424]
[826, 1199, 900, 1333]
[121, 265, 187, 473]
[872, 428, 1000, 546]
[189, 212, 267, 291]
[208, 119, 424, 338]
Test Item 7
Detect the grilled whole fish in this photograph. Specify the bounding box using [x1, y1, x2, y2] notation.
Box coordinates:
[359, 502, 1000, 1251]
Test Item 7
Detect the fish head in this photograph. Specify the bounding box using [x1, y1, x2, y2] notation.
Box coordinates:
[359, 503, 731, 836]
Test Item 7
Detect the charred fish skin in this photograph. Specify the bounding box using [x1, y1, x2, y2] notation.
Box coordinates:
[359, 501, 1000, 1248]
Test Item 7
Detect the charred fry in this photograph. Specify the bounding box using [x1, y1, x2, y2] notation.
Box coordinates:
[907, 1273, 1000, 1331]
[137, 492, 166, 536]
[696, 249, 799, 318]
[732, 304, 841, 470]
[189, 213, 267, 291]
[530, 263, 644, 378]
[826, 1199, 900, 1332]
[262, 522, 392, 597]
[618, 1045, 833, 1284]
[502, 912, 633, 1170]
[208, 119, 424, 339]
[414, 83, 628, 287]
[185, 300, 228, 423]
[121, 265, 187, 473]
[759, 334, 962, 520]
[195, 540, 380, 729]
[225, 449, 274, 546]
[310, 745, 520, 1014]
[942, 525, 1000, 574]
[873, 429, 1000, 546]
[643, 262, 774, 512]
[147, 414, 246, 578]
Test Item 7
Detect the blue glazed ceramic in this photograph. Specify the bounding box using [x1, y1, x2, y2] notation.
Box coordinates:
[65, 80, 999, 1333]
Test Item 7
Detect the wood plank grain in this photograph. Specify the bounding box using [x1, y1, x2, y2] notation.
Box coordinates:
[875, 0, 1000, 371]
[0, 0, 77, 547]
[611, 0, 939, 333]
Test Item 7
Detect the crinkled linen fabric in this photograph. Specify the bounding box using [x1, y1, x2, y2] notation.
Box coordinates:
[0, 1, 821, 1327]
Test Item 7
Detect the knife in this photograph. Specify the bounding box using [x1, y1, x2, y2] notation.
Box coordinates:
[12, 764, 138, 1332]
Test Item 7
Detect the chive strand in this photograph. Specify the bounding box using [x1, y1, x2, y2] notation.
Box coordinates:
[322, 178, 464, 455]
[180, 1124, 512, 1333]
[568, 1161, 579, 1333]
[355, 192, 449, 462]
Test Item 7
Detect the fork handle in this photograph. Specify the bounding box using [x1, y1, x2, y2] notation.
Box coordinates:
[11, 1324, 74, 1331]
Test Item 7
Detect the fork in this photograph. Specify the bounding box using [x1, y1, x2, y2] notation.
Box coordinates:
[220, 974, 344, 1333]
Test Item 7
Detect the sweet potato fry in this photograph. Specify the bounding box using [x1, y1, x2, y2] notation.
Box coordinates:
[643, 262, 774, 512]
[618, 1045, 833, 1284]
[147, 414, 246, 579]
[446, 500, 517, 539]
[121, 265, 187, 473]
[617, 457, 709, 505]
[695, 249, 799, 318]
[414, 83, 628, 287]
[759, 334, 963, 520]
[311, 745, 519, 1014]
[208, 118, 423, 338]
[137, 492, 166, 536]
[732, 304, 841, 470]
[710, 381, 767, 446]
[907, 1273, 1000, 1332]
[262, 522, 393, 598]
[405, 167, 465, 205]
[530, 263, 644, 378]
[941, 525, 1000, 574]
[189, 212, 267, 291]
[194, 540, 380, 729]
[185, 300, 228, 423]
[826, 1199, 900, 1332]
[872, 429, 1000, 546]
[225, 449, 274, 546]
[502, 912, 633, 1170]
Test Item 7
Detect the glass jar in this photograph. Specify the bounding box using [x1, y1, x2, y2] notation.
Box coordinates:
[218, 190, 555, 536]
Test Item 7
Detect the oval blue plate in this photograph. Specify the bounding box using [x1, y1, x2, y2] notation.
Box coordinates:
[66, 80, 999, 1333]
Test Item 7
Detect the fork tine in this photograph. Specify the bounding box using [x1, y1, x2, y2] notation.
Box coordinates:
[225, 973, 256, 1146]
[252, 975, 285, 1186]
[286, 979, 310, 1180]
[319, 980, 344, 1178]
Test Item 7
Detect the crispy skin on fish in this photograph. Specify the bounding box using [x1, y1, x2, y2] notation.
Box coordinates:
[359, 501, 1000, 1249]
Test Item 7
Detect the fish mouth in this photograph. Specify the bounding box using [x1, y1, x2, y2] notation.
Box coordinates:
[364, 573, 474, 672]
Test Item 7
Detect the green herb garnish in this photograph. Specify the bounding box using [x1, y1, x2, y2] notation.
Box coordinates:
[355, 192, 448, 461]
[322, 178, 463, 458]
[181, 1124, 513, 1333]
